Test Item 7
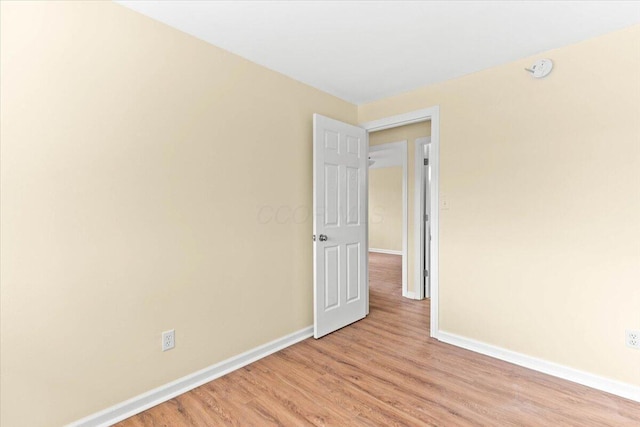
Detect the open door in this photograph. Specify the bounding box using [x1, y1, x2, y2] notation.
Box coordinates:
[313, 114, 368, 339]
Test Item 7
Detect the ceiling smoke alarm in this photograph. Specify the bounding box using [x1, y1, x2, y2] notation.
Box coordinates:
[525, 59, 554, 78]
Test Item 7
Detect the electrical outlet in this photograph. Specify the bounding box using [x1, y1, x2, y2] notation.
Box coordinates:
[625, 330, 640, 349]
[162, 329, 175, 351]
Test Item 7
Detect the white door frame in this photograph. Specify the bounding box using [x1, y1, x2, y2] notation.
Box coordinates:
[414, 137, 431, 300]
[361, 106, 440, 338]
[368, 140, 408, 297]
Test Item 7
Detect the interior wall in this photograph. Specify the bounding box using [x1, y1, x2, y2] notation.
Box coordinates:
[0, 2, 357, 426]
[369, 166, 403, 251]
[369, 123, 431, 293]
[359, 25, 640, 386]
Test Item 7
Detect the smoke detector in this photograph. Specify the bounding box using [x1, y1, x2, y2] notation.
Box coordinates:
[525, 59, 553, 78]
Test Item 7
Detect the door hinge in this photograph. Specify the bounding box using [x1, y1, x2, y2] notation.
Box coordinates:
[423, 270, 429, 277]
[424, 158, 429, 166]
[312, 234, 316, 242]
[424, 214, 429, 222]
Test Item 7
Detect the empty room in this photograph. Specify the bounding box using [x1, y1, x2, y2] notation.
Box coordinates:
[1, 1, 639, 426]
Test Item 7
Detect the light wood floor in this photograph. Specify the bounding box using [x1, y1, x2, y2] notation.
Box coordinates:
[118, 253, 640, 426]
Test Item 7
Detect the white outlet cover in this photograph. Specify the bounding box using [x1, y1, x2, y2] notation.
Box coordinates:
[529, 59, 553, 78]
[625, 330, 640, 349]
[162, 329, 175, 351]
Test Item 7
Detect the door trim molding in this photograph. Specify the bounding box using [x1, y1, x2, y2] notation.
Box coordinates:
[361, 106, 440, 338]
[361, 107, 438, 133]
[368, 140, 408, 297]
[414, 137, 431, 300]
[438, 331, 640, 403]
[67, 327, 314, 427]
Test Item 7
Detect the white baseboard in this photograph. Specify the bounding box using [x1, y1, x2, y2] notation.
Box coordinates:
[402, 290, 420, 300]
[68, 326, 314, 427]
[436, 331, 640, 403]
[369, 248, 403, 256]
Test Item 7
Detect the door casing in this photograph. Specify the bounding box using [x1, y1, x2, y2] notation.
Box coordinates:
[361, 106, 440, 338]
[415, 137, 431, 300]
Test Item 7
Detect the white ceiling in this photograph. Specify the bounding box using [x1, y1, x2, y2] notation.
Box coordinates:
[369, 146, 403, 169]
[116, 1, 640, 104]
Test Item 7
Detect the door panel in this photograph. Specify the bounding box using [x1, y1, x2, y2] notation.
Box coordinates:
[346, 167, 360, 224]
[324, 246, 340, 309]
[313, 114, 368, 338]
[346, 243, 361, 302]
[325, 164, 340, 226]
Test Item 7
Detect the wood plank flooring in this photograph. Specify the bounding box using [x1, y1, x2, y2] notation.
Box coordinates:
[118, 253, 640, 426]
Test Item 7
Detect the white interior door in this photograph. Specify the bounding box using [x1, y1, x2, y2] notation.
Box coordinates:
[313, 114, 368, 339]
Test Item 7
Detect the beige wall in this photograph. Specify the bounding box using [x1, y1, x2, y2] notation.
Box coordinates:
[360, 25, 640, 386]
[0, 2, 357, 426]
[370, 123, 431, 293]
[369, 167, 403, 251]
[2, 2, 638, 425]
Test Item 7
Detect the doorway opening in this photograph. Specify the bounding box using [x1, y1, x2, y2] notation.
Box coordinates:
[311, 107, 440, 339]
[368, 140, 408, 295]
[367, 122, 430, 301]
[362, 107, 440, 337]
